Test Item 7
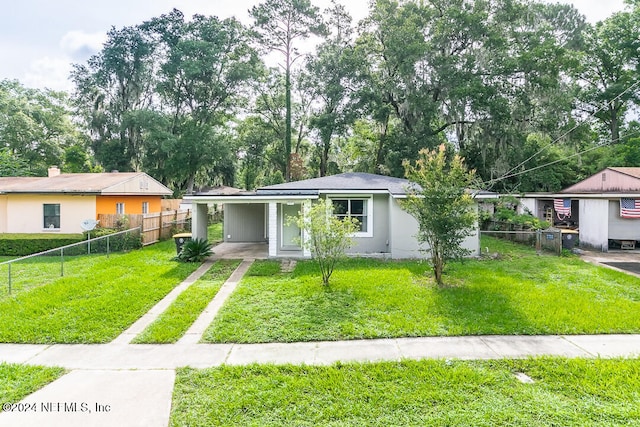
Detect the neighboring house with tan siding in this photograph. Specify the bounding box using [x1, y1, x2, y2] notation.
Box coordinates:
[0, 167, 172, 234]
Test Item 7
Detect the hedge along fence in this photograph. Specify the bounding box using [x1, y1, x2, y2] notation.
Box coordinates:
[0, 234, 85, 257]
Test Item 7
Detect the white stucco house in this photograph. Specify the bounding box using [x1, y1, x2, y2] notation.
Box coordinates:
[185, 172, 496, 259]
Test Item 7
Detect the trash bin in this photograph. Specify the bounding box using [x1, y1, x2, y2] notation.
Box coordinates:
[173, 233, 192, 255]
[561, 229, 579, 250]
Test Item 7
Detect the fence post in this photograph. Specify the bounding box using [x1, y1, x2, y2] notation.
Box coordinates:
[107, 234, 110, 257]
[61, 247, 64, 277]
[8, 263, 11, 295]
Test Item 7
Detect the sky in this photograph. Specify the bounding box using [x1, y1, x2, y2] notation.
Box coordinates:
[0, 0, 628, 92]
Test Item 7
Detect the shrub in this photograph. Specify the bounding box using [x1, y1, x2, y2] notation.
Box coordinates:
[176, 238, 213, 263]
[0, 234, 84, 256]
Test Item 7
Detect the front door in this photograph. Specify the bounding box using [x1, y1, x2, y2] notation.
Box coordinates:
[281, 203, 302, 250]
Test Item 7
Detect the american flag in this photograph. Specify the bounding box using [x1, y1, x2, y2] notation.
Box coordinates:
[554, 199, 571, 216]
[620, 198, 640, 218]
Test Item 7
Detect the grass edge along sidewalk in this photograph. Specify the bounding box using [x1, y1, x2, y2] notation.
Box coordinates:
[170, 357, 640, 427]
[0, 363, 65, 406]
[204, 237, 640, 343]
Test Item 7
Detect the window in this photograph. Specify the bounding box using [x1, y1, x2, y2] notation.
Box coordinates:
[116, 202, 125, 215]
[43, 204, 60, 229]
[142, 202, 149, 214]
[332, 198, 371, 235]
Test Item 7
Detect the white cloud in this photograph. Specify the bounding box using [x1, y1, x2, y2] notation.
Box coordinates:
[23, 56, 74, 92]
[60, 31, 107, 62]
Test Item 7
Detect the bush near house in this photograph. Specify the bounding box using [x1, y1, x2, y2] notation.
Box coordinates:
[481, 196, 549, 231]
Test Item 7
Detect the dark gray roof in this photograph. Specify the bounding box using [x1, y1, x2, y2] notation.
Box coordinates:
[257, 173, 413, 195]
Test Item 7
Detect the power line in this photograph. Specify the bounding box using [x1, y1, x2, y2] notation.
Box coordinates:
[482, 128, 640, 187]
[485, 79, 640, 189]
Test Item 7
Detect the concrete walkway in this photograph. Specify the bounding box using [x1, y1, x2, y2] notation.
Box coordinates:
[2, 251, 640, 426]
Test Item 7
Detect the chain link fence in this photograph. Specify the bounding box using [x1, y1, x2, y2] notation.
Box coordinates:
[0, 228, 142, 296]
[481, 229, 564, 255]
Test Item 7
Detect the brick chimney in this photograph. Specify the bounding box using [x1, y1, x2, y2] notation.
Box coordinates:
[48, 166, 61, 177]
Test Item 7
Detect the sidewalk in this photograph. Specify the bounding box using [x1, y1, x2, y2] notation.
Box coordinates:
[2, 253, 640, 427]
[2, 334, 640, 370]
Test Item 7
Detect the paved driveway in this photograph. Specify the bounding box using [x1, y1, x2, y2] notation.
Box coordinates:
[580, 250, 640, 277]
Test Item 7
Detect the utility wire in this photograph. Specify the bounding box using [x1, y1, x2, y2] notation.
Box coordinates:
[485, 79, 640, 189]
[482, 128, 640, 186]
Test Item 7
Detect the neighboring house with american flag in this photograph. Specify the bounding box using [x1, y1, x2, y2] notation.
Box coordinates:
[519, 167, 640, 251]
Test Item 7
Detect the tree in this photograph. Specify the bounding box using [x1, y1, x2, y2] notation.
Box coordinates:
[0, 79, 88, 175]
[402, 145, 477, 286]
[575, 9, 640, 144]
[290, 198, 358, 286]
[71, 24, 157, 172]
[250, 0, 325, 181]
[303, 1, 359, 176]
[150, 11, 261, 193]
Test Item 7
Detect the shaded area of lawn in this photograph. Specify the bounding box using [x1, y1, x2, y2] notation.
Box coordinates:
[0, 240, 200, 343]
[0, 363, 65, 404]
[133, 259, 241, 343]
[204, 238, 640, 343]
[171, 358, 640, 426]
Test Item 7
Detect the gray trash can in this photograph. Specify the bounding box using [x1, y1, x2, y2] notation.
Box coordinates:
[561, 229, 579, 249]
[173, 233, 192, 255]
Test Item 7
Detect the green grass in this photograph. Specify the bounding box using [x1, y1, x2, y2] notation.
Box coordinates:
[170, 358, 640, 426]
[208, 222, 223, 244]
[0, 363, 65, 404]
[0, 240, 200, 343]
[204, 237, 640, 343]
[133, 259, 241, 343]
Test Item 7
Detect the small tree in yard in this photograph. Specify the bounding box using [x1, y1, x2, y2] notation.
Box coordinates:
[402, 144, 478, 286]
[290, 198, 359, 286]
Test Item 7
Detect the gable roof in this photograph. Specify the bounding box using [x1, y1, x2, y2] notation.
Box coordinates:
[257, 172, 413, 196]
[0, 172, 172, 196]
[561, 167, 640, 194]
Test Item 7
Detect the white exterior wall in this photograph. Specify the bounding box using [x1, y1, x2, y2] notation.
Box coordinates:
[389, 198, 423, 258]
[608, 200, 640, 240]
[579, 199, 609, 251]
[389, 198, 480, 259]
[518, 198, 537, 216]
[191, 203, 209, 240]
[6, 194, 96, 234]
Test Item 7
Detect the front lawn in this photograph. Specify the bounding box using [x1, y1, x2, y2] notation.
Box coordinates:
[170, 358, 640, 426]
[204, 238, 640, 343]
[0, 363, 65, 404]
[133, 259, 241, 343]
[0, 240, 200, 343]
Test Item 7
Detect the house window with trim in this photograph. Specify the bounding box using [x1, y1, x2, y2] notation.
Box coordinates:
[142, 201, 149, 214]
[43, 204, 60, 229]
[116, 202, 125, 215]
[331, 198, 372, 236]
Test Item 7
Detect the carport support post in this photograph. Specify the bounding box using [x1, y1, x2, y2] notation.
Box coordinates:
[191, 202, 209, 241]
[268, 202, 277, 257]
